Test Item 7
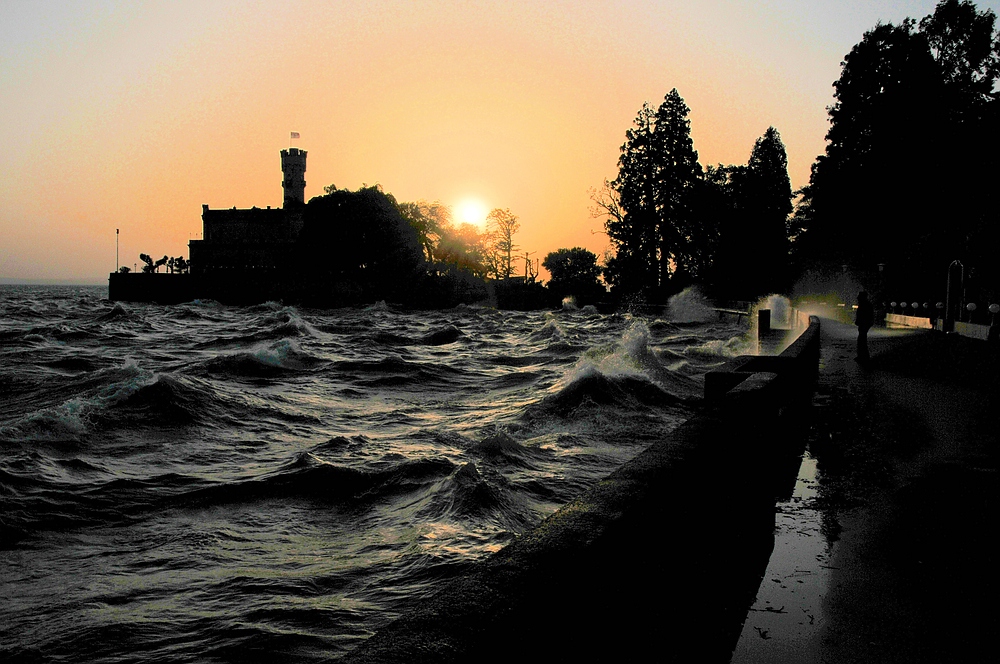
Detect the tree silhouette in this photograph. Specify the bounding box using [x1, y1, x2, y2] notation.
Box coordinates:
[652, 89, 703, 289]
[793, 0, 999, 302]
[794, 20, 940, 280]
[397, 200, 451, 262]
[435, 222, 488, 277]
[921, 0, 999, 118]
[171, 256, 189, 274]
[543, 247, 605, 305]
[139, 253, 155, 274]
[484, 208, 520, 279]
[298, 185, 425, 304]
[607, 102, 658, 297]
[744, 127, 793, 295]
[607, 90, 707, 299]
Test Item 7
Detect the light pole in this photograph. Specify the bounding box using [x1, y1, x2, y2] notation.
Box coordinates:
[945, 260, 964, 332]
[116, 228, 119, 272]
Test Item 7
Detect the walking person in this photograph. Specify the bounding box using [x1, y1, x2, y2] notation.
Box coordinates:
[855, 291, 874, 364]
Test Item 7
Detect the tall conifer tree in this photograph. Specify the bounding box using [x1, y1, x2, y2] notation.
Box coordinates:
[652, 89, 703, 290]
[608, 102, 659, 297]
[745, 127, 793, 295]
[794, 0, 999, 302]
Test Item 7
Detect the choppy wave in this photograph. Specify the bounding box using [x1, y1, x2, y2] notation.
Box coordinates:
[196, 340, 323, 378]
[0, 284, 751, 662]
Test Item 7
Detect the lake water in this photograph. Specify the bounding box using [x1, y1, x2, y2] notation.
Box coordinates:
[1, 285, 750, 662]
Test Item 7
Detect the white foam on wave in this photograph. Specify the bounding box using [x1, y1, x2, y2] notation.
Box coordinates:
[530, 314, 566, 341]
[566, 320, 656, 384]
[688, 336, 755, 358]
[254, 340, 289, 367]
[251, 339, 308, 368]
[0, 360, 152, 442]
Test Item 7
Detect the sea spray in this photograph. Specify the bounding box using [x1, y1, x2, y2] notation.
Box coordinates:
[574, 320, 653, 379]
[749, 293, 800, 354]
[755, 293, 792, 327]
[667, 286, 716, 323]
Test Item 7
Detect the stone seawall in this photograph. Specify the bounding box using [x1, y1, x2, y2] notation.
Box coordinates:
[108, 273, 195, 305]
[108, 272, 297, 305]
[343, 317, 822, 663]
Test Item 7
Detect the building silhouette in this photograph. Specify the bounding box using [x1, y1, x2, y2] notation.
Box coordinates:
[188, 148, 307, 275]
[110, 148, 310, 303]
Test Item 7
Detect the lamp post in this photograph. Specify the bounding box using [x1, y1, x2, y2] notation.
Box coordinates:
[945, 260, 964, 332]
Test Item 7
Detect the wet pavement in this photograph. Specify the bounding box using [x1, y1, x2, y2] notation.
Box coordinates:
[731, 318, 997, 663]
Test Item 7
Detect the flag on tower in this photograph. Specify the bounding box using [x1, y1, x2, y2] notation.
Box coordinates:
[290, 131, 300, 139]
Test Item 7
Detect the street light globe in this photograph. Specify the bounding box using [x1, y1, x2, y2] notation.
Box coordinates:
[989, 304, 999, 314]
[911, 302, 919, 310]
[966, 303, 977, 312]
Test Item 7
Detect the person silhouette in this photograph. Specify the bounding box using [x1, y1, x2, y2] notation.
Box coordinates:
[855, 291, 874, 363]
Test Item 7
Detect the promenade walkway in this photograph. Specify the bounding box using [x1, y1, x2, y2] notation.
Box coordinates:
[732, 318, 997, 663]
[342, 317, 994, 663]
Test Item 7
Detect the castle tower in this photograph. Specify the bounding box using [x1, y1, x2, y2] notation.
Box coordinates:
[280, 148, 307, 207]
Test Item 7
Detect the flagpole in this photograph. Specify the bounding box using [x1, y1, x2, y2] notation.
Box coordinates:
[116, 228, 119, 272]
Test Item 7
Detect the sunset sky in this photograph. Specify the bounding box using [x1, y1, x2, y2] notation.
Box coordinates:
[3, 0, 997, 284]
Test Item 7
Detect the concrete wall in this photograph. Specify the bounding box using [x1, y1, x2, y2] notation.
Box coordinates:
[108, 273, 195, 304]
[705, 315, 821, 403]
[108, 271, 298, 305]
[953, 321, 992, 341]
[342, 317, 822, 663]
[886, 313, 933, 329]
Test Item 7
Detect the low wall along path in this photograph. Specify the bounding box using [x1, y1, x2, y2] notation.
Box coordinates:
[343, 317, 823, 662]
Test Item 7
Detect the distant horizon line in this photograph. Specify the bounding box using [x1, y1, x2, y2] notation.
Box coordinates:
[1, 278, 108, 287]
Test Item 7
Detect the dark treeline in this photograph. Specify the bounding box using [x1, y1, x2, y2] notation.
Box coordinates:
[597, 90, 794, 305]
[793, 0, 999, 308]
[135, 2, 995, 313]
[600, 0, 999, 311]
[293, 184, 607, 310]
[294, 185, 484, 308]
[293, 185, 570, 309]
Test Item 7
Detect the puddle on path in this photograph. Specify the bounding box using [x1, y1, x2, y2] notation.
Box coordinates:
[730, 451, 835, 664]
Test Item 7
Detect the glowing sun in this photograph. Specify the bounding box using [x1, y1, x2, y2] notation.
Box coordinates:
[455, 198, 489, 227]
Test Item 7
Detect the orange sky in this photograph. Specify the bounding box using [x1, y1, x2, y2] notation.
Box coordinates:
[3, 0, 993, 284]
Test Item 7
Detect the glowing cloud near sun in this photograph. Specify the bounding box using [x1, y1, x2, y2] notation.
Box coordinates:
[455, 198, 489, 228]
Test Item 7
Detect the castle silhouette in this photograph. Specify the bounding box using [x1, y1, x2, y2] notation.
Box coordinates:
[110, 149, 310, 303]
[189, 148, 307, 275]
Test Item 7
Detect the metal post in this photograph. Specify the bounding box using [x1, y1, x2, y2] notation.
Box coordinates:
[116, 228, 119, 272]
[757, 308, 771, 354]
[945, 260, 963, 333]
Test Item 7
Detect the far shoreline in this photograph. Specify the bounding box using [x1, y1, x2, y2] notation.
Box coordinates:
[1, 278, 108, 287]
